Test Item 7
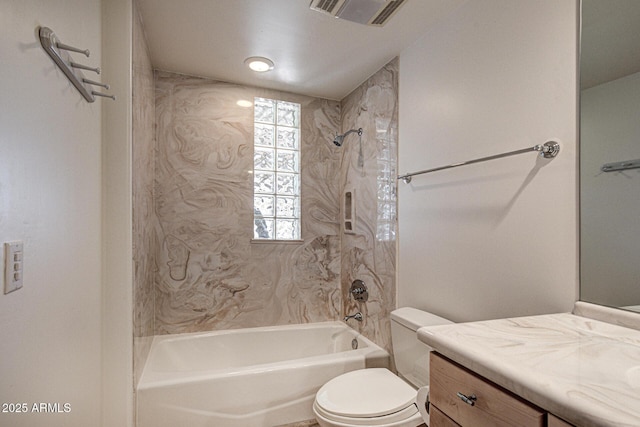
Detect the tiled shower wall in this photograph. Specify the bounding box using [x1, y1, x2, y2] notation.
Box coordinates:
[132, 54, 398, 355]
[132, 1, 156, 385]
[153, 72, 343, 333]
[340, 58, 398, 353]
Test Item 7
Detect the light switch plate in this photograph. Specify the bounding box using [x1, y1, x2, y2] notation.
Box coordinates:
[4, 241, 24, 294]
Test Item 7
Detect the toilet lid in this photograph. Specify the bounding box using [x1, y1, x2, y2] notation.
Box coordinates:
[315, 368, 417, 418]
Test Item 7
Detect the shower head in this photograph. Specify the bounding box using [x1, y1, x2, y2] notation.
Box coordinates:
[333, 128, 363, 147]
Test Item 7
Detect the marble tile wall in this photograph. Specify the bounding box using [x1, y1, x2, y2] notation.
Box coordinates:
[340, 58, 399, 354]
[154, 72, 343, 334]
[132, 0, 156, 385]
[138, 58, 398, 356]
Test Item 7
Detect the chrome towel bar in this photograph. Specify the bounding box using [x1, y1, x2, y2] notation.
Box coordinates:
[397, 141, 560, 184]
[38, 26, 115, 102]
[601, 158, 640, 173]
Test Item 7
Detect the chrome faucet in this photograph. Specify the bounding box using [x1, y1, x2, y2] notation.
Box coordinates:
[344, 312, 363, 322]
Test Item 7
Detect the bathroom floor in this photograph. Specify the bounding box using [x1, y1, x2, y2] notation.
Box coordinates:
[276, 420, 427, 427]
[277, 420, 319, 427]
[278, 420, 424, 427]
[281, 421, 426, 427]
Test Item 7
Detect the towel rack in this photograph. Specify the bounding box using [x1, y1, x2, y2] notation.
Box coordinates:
[601, 158, 640, 173]
[39, 26, 115, 102]
[397, 141, 560, 184]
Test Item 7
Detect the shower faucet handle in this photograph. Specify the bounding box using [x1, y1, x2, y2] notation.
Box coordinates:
[349, 280, 368, 302]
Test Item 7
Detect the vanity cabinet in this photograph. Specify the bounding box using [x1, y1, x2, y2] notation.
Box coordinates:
[429, 352, 574, 427]
[548, 414, 574, 427]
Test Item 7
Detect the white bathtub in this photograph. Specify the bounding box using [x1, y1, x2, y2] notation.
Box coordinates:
[137, 321, 389, 427]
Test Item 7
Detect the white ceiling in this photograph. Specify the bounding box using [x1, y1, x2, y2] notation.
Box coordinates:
[580, 0, 640, 89]
[136, 0, 465, 100]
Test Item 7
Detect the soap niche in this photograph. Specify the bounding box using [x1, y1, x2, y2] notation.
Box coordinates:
[344, 189, 355, 234]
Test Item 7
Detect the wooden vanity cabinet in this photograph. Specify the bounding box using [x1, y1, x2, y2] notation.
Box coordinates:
[430, 405, 462, 427]
[548, 414, 574, 427]
[429, 352, 575, 427]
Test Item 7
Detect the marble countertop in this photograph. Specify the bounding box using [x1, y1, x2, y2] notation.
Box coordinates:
[418, 312, 640, 427]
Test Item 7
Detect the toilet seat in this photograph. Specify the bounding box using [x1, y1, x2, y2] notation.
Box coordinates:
[313, 368, 423, 427]
[313, 401, 421, 426]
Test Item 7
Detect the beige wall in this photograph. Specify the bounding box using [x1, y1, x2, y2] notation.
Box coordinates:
[398, 0, 579, 322]
[580, 72, 640, 307]
[102, 0, 134, 425]
[0, 0, 103, 426]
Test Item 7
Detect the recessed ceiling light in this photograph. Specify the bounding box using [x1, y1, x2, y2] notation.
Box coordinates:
[236, 99, 253, 108]
[244, 56, 275, 72]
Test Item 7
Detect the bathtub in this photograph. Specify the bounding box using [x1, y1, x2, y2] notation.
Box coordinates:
[137, 321, 389, 427]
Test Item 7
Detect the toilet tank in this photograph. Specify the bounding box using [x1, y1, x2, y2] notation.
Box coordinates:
[390, 307, 452, 388]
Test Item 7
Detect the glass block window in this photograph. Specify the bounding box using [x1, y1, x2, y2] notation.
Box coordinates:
[253, 98, 301, 240]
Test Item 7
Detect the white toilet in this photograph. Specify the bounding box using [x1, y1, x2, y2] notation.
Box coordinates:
[313, 307, 452, 427]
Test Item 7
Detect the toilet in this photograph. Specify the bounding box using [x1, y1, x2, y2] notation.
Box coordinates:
[313, 307, 452, 427]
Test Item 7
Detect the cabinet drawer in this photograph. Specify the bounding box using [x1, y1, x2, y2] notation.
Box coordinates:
[430, 352, 545, 427]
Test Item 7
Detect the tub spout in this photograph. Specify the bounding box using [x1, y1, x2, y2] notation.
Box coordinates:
[344, 312, 363, 322]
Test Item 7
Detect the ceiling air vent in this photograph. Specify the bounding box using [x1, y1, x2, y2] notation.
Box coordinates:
[310, 0, 346, 15]
[370, 0, 406, 26]
[309, 0, 407, 27]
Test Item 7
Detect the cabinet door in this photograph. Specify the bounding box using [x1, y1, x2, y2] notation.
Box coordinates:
[430, 352, 545, 427]
[431, 405, 461, 427]
[548, 414, 575, 427]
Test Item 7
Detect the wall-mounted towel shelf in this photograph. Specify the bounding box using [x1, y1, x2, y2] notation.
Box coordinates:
[397, 141, 560, 184]
[601, 158, 640, 173]
[39, 26, 115, 102]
